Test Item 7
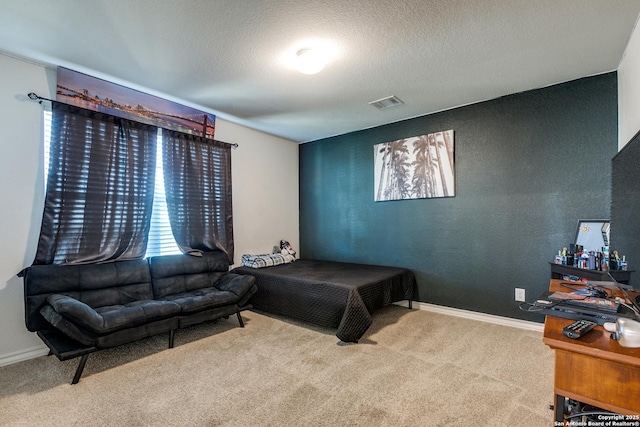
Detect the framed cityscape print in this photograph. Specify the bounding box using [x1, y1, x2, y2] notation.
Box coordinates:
[56, 67, 216, 138]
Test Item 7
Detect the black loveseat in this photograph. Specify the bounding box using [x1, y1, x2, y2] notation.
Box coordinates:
[20, 250, 257, 384]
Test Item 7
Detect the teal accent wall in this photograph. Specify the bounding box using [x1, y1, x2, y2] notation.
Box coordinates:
[299, 73, 618, 322]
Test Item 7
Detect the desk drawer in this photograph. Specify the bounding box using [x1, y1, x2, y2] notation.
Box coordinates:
[555, 349, 640, 414]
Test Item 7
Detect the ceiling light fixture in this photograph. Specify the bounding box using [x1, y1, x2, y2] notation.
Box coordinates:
[295, 48, 326, 75]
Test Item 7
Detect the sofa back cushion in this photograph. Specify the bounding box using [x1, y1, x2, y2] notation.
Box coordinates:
[148, 251, 229, 299]
[23, 259, 152, 332]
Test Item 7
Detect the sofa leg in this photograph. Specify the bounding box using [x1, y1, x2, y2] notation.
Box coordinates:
[236, 311, 245, 328]
[169, 330, 175, 349]
[71, 354, 89, 385]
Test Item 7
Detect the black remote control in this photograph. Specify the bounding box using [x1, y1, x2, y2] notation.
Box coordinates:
[562, 319, 597, 339]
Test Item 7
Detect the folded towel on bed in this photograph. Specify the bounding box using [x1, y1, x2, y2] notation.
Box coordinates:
[241, 253, 296, 268]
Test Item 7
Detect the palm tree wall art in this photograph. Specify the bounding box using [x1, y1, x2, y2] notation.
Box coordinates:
[374, 130, 454, 201]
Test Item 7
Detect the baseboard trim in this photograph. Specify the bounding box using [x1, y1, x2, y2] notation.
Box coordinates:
[1, 303, 542, 367]
[394, 301, 544, 332]
[0, 345, 49, 367]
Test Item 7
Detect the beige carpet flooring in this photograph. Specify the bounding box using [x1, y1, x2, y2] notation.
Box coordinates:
[0, 306, 555, 426]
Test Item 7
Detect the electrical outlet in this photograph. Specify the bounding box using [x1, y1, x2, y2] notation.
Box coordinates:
[515, 288, 526, 302]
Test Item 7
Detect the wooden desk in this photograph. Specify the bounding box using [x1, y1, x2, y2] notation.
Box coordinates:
[543, 279, 640, 421]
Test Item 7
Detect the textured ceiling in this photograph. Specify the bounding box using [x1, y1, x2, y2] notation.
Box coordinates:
[1, 0, 639, 142]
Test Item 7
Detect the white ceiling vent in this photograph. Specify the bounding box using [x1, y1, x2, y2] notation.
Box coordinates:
[368, 95, 404, 110]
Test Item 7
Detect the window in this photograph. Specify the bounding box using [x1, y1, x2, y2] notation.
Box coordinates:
[146, 129, 182, 257]
[43, 111, 181, 258]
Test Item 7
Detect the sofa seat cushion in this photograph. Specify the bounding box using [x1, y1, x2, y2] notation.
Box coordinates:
[160, 288, 238, 313]
[47, 294, 181, 335]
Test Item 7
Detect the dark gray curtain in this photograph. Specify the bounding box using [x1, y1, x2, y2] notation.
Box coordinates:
[34, 102, 158, 265]
[162, 129, 234, 263]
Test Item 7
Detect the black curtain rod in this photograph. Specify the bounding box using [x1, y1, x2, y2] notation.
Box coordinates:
[28, 92, 52, 103]
[27, 92, 239, 149]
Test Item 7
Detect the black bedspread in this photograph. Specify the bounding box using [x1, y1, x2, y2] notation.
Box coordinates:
[231, 259, 415, 342]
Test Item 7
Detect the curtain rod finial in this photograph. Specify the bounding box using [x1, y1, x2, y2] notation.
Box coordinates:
[27, 92, 45, 104]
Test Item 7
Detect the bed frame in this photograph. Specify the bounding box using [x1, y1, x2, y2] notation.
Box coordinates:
[232, 259, 415, 342]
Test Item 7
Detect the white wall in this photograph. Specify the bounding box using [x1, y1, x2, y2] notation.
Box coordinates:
[217, 119, 299, 262]
[0, 53, 299, 366]
[0, 54, 52, 365]
[618, 16, 640, 150]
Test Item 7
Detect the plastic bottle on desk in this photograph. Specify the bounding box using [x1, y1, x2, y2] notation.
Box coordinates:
[588, 251, 596, 270]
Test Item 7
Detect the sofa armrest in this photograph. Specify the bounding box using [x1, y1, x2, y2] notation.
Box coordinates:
[216, 273, 257, 306]
[47, 294, 105, 333]
[216, 273, 254, 295]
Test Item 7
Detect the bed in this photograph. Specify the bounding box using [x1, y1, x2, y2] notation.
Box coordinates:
[231, 259, 415, 342]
